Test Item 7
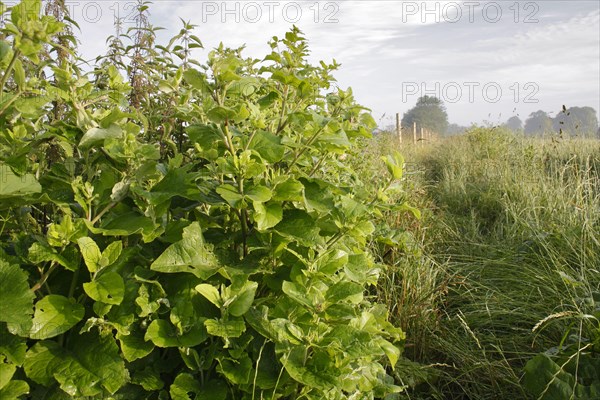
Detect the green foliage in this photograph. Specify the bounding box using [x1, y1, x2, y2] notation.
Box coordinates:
[0, 1, 410, 398]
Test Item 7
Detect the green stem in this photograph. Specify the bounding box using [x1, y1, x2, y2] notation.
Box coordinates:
[0, 90, 21, 116]
[68, 267, 80, 299]
[0, 49, 21, 93]
[31, 262, 59, 293]
[91, 201, 117, 225]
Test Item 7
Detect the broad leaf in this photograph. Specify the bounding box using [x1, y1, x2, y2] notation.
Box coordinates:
[225, 281, 258, 317]
[77, 237, 101, 273]
[0, 259, 34, 329]
[275, 210, 324, 246]
[145, 319, 208, 348]
[249, 130, 285, 162]
[151, 222, 220, 279]
[0, 164, 41, 198]
[204, 319, 246, 338]
[79, 124, 123, 148]
[83, 272, 125, 305]
[253, 202, 283, 231]
[27, 295, 84, 340]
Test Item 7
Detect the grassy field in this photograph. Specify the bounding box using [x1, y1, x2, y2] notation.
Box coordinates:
[356, 128, 600, 399]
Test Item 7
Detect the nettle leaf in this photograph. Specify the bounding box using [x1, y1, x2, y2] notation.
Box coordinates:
[85, 211, 157, 238]
[77, 237, 101, 273]
[253, 202, 283, 231]
[151, 222, 220, 279]
[207, 106, 238, 123]
[0, 259, 34, 329]
[282, 281, 313, 309]
[170, 372, 201, 400]
[183, 68, 211, 93]
[83, 272, 125, 305]
[26, 295, 84, 340]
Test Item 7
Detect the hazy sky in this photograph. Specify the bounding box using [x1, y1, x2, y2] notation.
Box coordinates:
[67, 0, 599, 127]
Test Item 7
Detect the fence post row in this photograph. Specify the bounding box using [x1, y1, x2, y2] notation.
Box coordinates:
[396, 113, 402, 144]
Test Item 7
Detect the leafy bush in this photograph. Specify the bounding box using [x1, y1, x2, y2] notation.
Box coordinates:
[0, 1, 412, 398]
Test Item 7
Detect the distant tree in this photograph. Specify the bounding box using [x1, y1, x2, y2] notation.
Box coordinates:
[446, 123, 468, 135]
[553, 106, 599, 137]
[505, 116, 523, 133]
[402, 96, 449, 136]
[524, 110, 554, 136]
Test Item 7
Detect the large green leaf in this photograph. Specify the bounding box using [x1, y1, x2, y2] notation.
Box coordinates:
[85, 212, 157, 239]
[0, 379, 29, 399]
[195, 284, 222, 308]
[283, 346, 337, 390]
[217, 355, 252, 385]
[249, 130, 285, 162]
[24, 333, 128, 396]
[0, 260, 34, 329]
[28, 243, 77, 271]
[83, 272, 125, 305]
[79, 124, 123, 149]
[524, 353, 600, 400]
[145, 319, 208, 348]
[253, 202, 283, 231]
[27, 295, 84, 340]
[225, 281, 258, 317]
[151, 222, 220, 279]
[275, 210, 324, 246]
[170, 374, 227, 400]
[0, 362, 16, 390]
[116, 330, 154, 362]
[0, 164, 41, 198]
[204, 318, 246, 338]
[325, 281, 364, 304]
[77, 237, 101, 273]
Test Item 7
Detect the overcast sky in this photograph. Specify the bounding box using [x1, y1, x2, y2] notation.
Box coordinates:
[68, 0, 600, 128]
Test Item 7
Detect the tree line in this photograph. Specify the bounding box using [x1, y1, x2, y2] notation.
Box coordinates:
[400, 96, 599, 138]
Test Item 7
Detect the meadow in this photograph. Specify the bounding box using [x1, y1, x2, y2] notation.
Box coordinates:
[361, 129, 600, 399]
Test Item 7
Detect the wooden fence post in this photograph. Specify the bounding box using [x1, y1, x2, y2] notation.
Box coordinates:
[413, 122, 417, 145]
[396, 113, 402, 145]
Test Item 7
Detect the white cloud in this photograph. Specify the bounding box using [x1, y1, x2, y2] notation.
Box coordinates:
[68, 0, 599, 126]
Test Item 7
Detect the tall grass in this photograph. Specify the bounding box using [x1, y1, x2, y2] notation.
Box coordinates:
[360, 129, 600, 399]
